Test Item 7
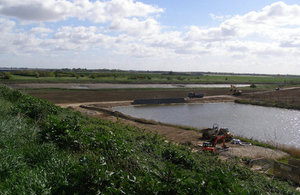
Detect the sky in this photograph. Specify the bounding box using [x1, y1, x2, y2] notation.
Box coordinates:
[1, 0, 300, 74]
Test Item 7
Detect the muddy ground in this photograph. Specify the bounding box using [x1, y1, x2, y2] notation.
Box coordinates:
[7, 83, 249, 89]
[22, 88, 259, 104]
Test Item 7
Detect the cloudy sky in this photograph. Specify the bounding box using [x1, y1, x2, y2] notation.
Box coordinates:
[1, 0, 300, 74]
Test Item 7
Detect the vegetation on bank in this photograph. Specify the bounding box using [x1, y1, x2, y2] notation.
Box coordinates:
[235, 99, 300, 111]
[2, 69, 300, 84]
[0, 86, 298, 194]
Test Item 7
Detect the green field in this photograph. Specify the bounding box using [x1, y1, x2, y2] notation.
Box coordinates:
[2, 70, 300, 84]
[0, 86, 298, 194]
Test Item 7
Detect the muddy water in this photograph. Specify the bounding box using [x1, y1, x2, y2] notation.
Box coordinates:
[113, 103, 300, 148]
[8, 83, 249, 89]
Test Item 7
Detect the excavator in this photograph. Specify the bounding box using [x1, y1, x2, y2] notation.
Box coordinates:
[230, 84, 242, 96]
[202, 134, 229, 153]
[202, 123, 233, 142]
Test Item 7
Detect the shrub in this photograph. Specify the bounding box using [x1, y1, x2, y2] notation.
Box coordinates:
[162, 145, 195, 169]
[89, 74, 96, 79]
[12, 96, 61, 121]
[0, 72, 12, 79]
[0, 86, 23, 102]
[39, 115, 81, 149]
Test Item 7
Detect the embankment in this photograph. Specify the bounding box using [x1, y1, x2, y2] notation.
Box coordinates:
[0, 86, 298, 193]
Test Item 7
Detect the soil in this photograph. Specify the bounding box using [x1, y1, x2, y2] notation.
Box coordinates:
[7, 83, 249, 89]
[242, 87, 300, 108]
[22, 88, 258, 104]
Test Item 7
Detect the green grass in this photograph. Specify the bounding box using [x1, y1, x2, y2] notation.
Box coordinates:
[2, 71, 300, 84]
[234, 136, 277, 150]
[235, 99, 300, 111]
[0, 86, 298, 194]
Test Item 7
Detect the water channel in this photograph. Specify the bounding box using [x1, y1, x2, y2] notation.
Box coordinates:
[113, 102, 300, 148]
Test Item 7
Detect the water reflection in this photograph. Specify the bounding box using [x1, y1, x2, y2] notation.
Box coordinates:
[113, 102, 300, 148]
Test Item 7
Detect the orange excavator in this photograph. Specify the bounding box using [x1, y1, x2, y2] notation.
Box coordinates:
[202, 135, 229, 153]
[230, 84, 242, 96]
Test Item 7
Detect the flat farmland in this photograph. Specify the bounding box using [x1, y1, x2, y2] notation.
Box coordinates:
[241, 87, 300, 110]
[22, 88, 234, 104]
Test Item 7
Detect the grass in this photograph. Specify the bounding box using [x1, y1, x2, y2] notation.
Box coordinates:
[277, 145, 300, 159]
[3, 71, 300, 84]
[0, 86, 299, 194]
[234, 136, 277, 150]
[235, 99, 300, 111]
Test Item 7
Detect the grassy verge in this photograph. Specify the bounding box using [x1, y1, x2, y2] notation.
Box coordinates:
[234, 136, 277, 150]
[0, 86, 298, 194]
[3, 72, 300, 84]
[235, 99, 300, 111]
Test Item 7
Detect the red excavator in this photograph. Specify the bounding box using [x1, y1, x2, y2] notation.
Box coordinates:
[202, 135, 229, 153]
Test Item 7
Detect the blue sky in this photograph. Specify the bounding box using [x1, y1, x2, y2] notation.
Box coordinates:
[143, 0, 300, 26]
[1, 0, 300, 74]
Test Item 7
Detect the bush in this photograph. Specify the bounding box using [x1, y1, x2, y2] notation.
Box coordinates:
[0, 86, 23, 102]
[39, 115, 81, 149]
[12, 96, 61, 121]
[89, 74, 96, 79]
[0, 72, 12, 79]
[162, 145, 195, 169]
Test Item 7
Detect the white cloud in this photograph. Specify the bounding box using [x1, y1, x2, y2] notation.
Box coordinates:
[209, 13, 231, 21]
[184, 1, 300, 57]
[0, 17, 15, 33]
[185, 25, 236, 42]
[0, 0, 163, 23]
[0, 0, 75, 22]
[1, 1, 300, 73]
[280, 38, 300, 48]
[30, 27, 53, 37]
[51, 26, 116, 51]
[109, 17, 161, 36]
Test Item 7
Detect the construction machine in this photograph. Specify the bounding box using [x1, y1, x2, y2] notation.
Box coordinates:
[202, 123, 233, 142]
[188, 92, 204, 98]
[202, 135, 229, 153]
[230, 84, 242, 96]
[232, 89, 242, 96]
